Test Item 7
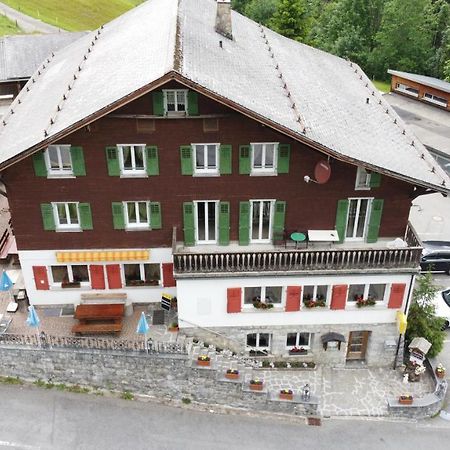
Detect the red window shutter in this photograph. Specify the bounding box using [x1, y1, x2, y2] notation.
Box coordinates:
[33, 266, 49, 290]
[106, 264, 122, 289]
[331, 285, 347, 310]
[89, 265, 105, 290]
[227, 288, 242, 313]
[285, 286, 301, 312]
[388, 283, 406, 309]
[162, 263, 176, 287]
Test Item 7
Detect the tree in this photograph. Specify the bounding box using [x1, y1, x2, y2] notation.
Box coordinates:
[269, 0, 310, 41]
[406, 273, 446, 359]
[245, 0, 279, 26]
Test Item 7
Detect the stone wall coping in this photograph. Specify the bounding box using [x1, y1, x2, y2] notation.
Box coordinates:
[387, 392, 440, 408]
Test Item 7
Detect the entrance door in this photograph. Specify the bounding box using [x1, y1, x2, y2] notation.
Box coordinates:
[346, 331, 370, 360]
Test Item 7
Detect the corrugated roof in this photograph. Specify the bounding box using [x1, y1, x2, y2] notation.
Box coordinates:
[0, 32, 87, 81]
[0, 0, 448, 193]
[388, 69, 450, 95]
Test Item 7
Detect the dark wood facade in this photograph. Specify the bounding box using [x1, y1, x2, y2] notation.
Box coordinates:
[4, 83, 415, 251]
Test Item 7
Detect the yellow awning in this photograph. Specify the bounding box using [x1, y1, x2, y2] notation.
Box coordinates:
[56, 250, 149, 263]
[396, 311, 407, 335]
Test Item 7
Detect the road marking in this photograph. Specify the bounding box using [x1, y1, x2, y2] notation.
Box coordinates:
[0, 441, 40, 449]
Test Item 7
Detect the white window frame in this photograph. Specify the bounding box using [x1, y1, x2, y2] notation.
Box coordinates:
[118, 144, 146, 176]
[345, 197, 373, 241]
[347, 283, 387, 305]
[123, 201, 151, 229]
[50, 264, 90, 288]
[395, 83, 419, 97]
[302, 285, 330, 305]
[250, 142, 278, 175]
[163, 89, 188, 115]
[250, 199, 275, 243]
[122, 263, 161, 287]
[44, 145, 73, 176]
[192, 143, 220, 175]
[194, 200, 219, 244]
[355, 167, 371, 190]
[52, 202, 80, 230]
[423, 92, 448, 108]
[243, 286, 284, 308]
[246, 332, 271, 350]
[286, 332, 311, 350]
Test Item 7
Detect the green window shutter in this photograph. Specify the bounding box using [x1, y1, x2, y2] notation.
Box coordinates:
[183, 202, 195, 246]
[40, 203, 55, 231]
[152, 91, 164, 116]
[146, 146, 159, 176]
[218, 202, 230, 246]
[367, 199, 384, 243]
[369, 172, 381, 188]
[277, 144, 290, 174]
[79, 203, 93, 230]
[239, 145, 251, 175]
[112, 202, 125, 230]
[70, 146, 86, 176]
[239, 201, 250, 245]
[273, 201, 286, 240]
[187, 91, 199, 116]
[180, 145, 193, 175]
[219, 144, 232, 175]
[33, 152, 47, 177]
[150, 202, 162, 229]
[335, 199, 349, 243]
[105, 146, 120, 176]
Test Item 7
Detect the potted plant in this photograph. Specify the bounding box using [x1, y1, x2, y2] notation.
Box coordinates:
[168, 322, 179, 332]
[398, 395, 413, 405]
[197, 355, 210, 367]
[289, 346, 308, 355]
[436, 363, 446, 379]
[225, 369, 239, 380]
[279, 389, 294, 400]
[356, 297, 376, 308]
[303, 295, 326, 308]
[252, 300, 274, 309]
[249, 378, 264, 391]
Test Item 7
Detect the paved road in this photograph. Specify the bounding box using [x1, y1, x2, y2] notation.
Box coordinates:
[0, 2, 61, 34]
[0, 384, 449, 450]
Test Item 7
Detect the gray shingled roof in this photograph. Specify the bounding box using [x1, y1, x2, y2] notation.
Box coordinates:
[388, 69, 450, 95]
[0, 32, 87, 81]
[0, 0, 448, 193]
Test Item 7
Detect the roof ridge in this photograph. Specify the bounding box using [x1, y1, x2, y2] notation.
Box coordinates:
[259, 24, 306, 135]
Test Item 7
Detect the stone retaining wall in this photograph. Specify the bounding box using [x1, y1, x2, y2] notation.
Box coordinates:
[0, 346, 318, 416]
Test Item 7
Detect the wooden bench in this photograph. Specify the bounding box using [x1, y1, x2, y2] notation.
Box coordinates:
[72, 303, 124, 335]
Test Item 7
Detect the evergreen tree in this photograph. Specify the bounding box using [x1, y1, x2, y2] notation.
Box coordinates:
[269, 0, 310, 41]
[245, 0, 279, 26]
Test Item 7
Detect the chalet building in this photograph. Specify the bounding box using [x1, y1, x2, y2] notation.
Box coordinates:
[0, 0, 449, 367]
[388, 69, 450, 111]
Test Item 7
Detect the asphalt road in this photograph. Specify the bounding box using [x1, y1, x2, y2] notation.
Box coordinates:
[0, 384, 449, 450]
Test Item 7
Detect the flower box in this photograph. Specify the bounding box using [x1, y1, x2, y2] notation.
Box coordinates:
[279, 389, 293, 400]
[289, 347, 308, 355]
[225, 369, 239, 380]
[249, 379, 264, 391]
[398, 395, 413, 405]
[168, 326, 179, 332]
[61, 282, 81, 289]
[197, 356, 210, 367]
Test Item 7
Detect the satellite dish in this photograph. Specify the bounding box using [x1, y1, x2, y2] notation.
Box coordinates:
[314, 160, 331, 184]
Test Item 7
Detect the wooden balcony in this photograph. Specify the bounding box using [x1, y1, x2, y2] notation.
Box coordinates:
[172, 223, 422, 277]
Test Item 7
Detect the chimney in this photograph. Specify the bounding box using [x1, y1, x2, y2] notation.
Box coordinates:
[215, 0, 233, 40]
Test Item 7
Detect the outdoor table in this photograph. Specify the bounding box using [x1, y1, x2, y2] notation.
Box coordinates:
[290, 232, 307, 248]
[307, 230, 339, 243]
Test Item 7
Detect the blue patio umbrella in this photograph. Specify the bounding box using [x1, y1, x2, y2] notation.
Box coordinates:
[0, 271, 13, 292]
[136, 312, 149, 353]
[26, 305, 41, 347]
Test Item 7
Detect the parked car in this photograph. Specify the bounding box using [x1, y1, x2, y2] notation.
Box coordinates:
[420, 241, 450, 274]
[433, 288, 450, 329]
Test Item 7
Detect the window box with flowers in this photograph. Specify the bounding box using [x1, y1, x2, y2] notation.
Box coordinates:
[355, 295, 376, 308]
[249, 378, 264, 391]
[289, 346, 308, 356]
[225, 369, 240, 380]
[398, 395, 413, 405]
[303, 295, 326, 309]
[252, 299, 274, 310]
[197, 355, 211, 367]
[279, 389, 293, 400]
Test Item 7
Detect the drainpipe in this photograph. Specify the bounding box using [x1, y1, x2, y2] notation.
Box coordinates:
[393, 273, 415, 370]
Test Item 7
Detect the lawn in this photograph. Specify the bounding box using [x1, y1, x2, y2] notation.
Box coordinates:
[372, 79, 391, 93]
[0, 13, 22, 36]
[1, 0, 145, 31]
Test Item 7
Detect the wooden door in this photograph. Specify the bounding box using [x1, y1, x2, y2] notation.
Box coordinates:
[346, 331, 370, 360]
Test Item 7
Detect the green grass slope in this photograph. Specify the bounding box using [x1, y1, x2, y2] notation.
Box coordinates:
[0, 13, 22, 36]
[1, 0, 144, 31]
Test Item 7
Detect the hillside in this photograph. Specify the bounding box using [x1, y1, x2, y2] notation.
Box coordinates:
[0, 13, 22, 35]
[1, 0, 144, 31]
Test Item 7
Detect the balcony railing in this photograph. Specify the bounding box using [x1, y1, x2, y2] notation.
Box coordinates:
[173, 223, 422, 276]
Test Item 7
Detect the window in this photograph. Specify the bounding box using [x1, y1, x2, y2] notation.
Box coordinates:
[44, 145, 73, 175]
[52, 202, 80, 230]
[395, 83, 419, 97]
[51, 265, 89, 287]
[124, 201, 150, 229]
[193, 143, 219, 174]
[423, 92, 448, 108]
[355, 167, 371, 190]
[348, 283, 386, 303]
[244, 286, 283, 305]
[246, 332, 271, 350]
[250, 200, 274, 242]
[123, 263, 161, 286]
[348, 284, 365, 302]
[163, 89, 188, 114]
[251, 143, 278, 174]
[118, 144, 146, 175]
[286, 332, 311, 349]
[303, 285, 328, 305]
[346, 198, 372, 240]
[194, 201, 218, 243]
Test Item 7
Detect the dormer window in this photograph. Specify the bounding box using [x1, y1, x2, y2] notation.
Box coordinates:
[163, 89, 188, 115]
